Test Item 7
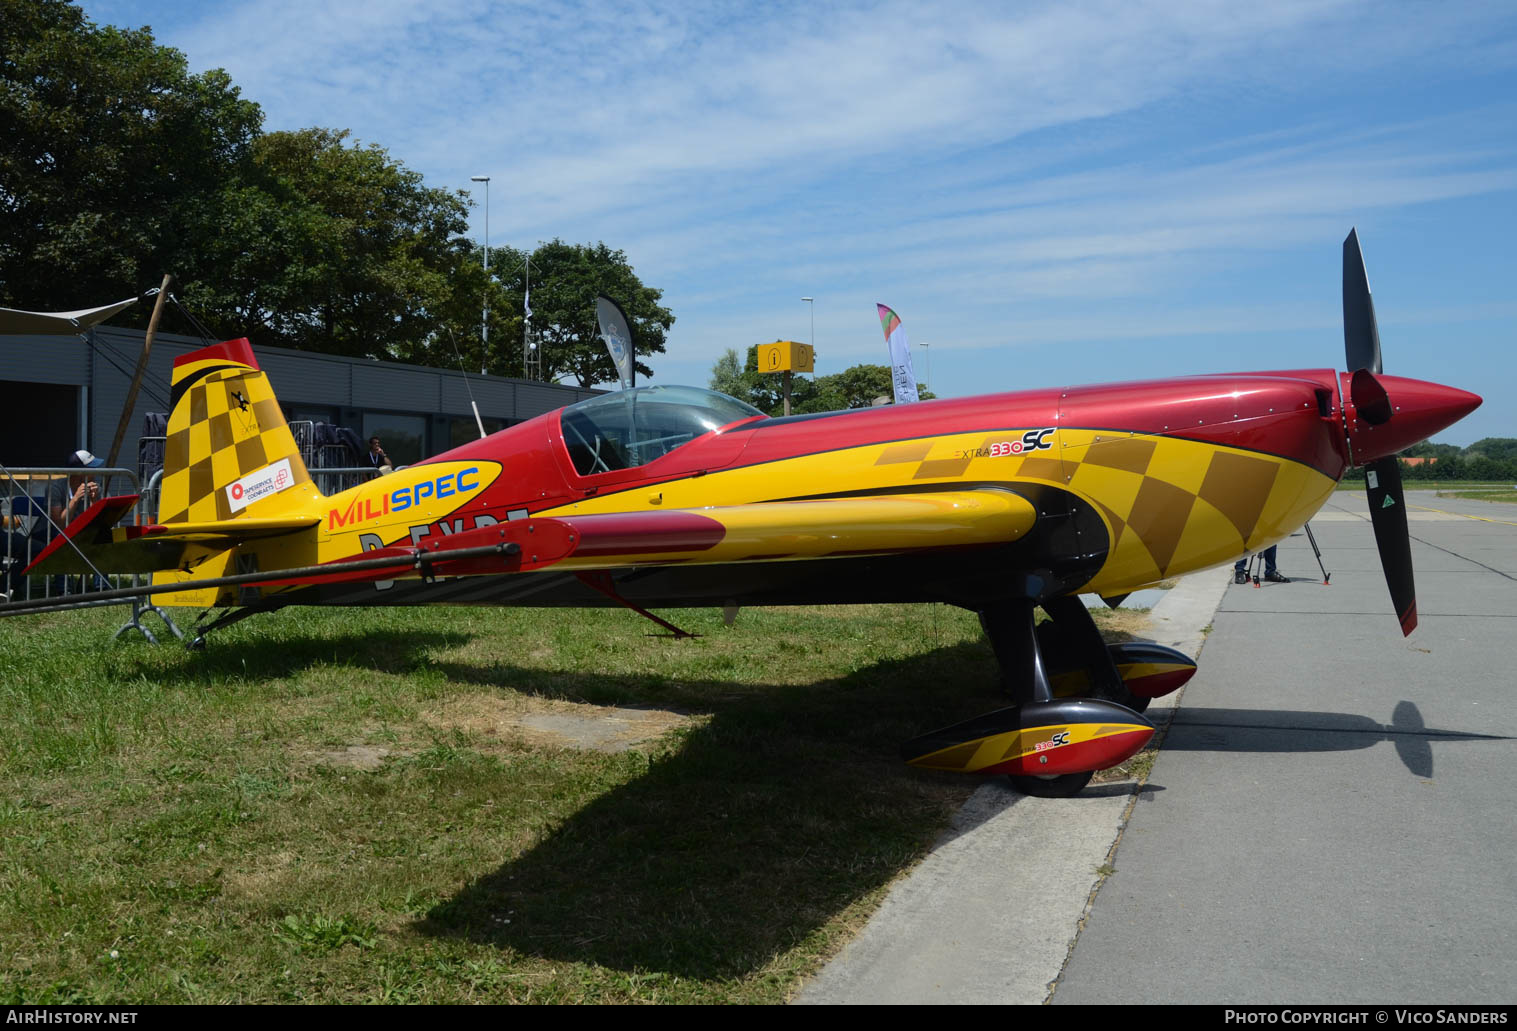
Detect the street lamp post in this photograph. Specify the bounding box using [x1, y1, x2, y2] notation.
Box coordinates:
[920, 341, 930, 395]
[801, 296, 814, 355]
[523, 254, 536, 382]
[470, 175, 490, 374]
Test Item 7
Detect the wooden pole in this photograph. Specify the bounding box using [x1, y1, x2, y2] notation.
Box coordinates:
[783, 370, 792, 417]
[106, 274, 173, 469]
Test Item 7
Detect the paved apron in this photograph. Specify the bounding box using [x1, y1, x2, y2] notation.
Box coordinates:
[801, 492, 1517, 1004]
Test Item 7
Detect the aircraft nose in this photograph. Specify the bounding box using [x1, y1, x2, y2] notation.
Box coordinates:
[1344, 374, 1482, 465]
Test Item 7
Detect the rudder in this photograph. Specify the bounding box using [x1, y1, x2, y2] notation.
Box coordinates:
[158, 338, 321, 524]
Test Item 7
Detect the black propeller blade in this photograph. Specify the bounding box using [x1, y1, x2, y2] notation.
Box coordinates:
[1343, 228, 1416, 635]
[1343, 227, 1383, 375]
[1363, 456, 1417, 635]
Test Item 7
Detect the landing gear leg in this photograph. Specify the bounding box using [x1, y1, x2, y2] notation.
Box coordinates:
[186, 601, 289, 650]
[978, 600, 1052, 703]
[978, 601, 1093, 797]
[1039, 595, 1149, 714]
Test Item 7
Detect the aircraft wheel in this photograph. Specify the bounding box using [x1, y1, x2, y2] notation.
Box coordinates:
[1008, 770, 1093, 798]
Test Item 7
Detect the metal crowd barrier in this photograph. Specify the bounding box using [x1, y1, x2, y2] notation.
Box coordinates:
[2, 463, 387, 642]
[312, 465, 385, 496]
[0, 464, 183, 641]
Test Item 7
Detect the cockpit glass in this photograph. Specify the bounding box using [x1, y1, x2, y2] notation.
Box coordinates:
[560, 386, 764, 476]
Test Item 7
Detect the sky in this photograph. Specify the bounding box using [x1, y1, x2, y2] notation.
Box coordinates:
[77, 0, 1517, 444]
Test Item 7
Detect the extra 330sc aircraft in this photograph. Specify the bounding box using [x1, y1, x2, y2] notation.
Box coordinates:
[9, 231, 1482, 795]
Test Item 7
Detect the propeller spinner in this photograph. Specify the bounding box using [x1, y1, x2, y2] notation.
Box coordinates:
[1339, 229, 1481, 636]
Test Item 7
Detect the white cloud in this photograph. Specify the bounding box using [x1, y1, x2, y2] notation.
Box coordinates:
[75, 0, 1517, 424]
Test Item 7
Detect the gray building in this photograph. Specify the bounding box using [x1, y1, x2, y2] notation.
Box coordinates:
[0, 324, 600, 472]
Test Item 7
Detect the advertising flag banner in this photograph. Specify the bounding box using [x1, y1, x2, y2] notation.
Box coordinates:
[596, 294, 635, 391]
[877, 303, 919, 404]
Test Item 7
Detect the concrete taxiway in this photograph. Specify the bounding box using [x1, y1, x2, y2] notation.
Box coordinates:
[798, 490, 1517, 1004]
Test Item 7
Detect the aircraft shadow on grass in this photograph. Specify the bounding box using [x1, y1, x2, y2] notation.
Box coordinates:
[412, 639, 1050, 979]
[119, 626, 1503, 978]
[120, 628, 477, 686]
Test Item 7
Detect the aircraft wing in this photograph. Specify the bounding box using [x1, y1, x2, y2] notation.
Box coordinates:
[265, 489, 1040, 586]
[8, 490, 1037, 612]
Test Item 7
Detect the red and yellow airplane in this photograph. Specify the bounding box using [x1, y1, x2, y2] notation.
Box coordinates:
[11, 231, 1481, 795]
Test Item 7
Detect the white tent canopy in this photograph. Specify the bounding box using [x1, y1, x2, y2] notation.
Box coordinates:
[0, 296, 138, 335]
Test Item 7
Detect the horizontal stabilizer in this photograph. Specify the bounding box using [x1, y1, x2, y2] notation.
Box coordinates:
[24, 495, 319, 575]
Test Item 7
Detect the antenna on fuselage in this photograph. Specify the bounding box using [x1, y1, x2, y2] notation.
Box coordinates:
[447, 327, 489, 439]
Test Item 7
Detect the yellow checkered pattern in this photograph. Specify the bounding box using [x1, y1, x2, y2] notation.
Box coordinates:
[158, 358, 313, 525]
[555, 425, 1337, 598]
[874, 428, 1336, 595]
[1064, 429, 1335, 592]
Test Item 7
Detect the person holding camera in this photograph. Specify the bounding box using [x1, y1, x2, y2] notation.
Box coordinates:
[367, 436, 393, 475]
[48, 449, 103, 528]
[9, 449, 106, 599]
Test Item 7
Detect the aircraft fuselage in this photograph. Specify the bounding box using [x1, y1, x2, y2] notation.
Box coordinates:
[274, 365, 1466, 611]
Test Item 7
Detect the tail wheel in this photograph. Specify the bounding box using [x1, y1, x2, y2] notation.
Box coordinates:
[1009, 771, 1093, 798]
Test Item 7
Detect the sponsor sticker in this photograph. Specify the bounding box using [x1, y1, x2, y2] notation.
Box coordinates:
[226, 458, 294, 513]
[325, 462, 501, 531]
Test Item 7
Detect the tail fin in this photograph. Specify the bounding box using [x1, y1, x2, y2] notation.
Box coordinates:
[158, 339, 322, 524]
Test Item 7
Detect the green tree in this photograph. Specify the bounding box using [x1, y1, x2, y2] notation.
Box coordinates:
[493, 240, 672, 388]
[809, 364, 895, 411]
[1462, 438, 1517, 463]
[708, 346, 783, 411]
[181, 128, 473, 360]
[709, 348, 748, 399]
[0, 0, 263, 311]
[1401, 440, 1462, 460]
[708, 348, 933, 416]
[407, 239, 522, 378]
[1, 3, 664, 381]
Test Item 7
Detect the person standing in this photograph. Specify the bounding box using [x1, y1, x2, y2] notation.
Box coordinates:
[367, 437, 393, 475]
[47, 449, 103, 529]
[13, 449, 106, 599]
[1236, 545, 1287, 583]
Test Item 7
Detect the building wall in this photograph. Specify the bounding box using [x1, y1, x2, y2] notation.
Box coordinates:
[0, 326, 600, 474]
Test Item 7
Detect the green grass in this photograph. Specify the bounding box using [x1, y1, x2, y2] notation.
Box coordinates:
[1432, 489, 1517, 503]
[1333, 480, 1517, 503]
[0, 600, 1142, 1004]
[1334, 479, 1516, 494]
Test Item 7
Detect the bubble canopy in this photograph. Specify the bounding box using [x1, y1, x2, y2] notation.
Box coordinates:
[559, 385, 765, 476]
